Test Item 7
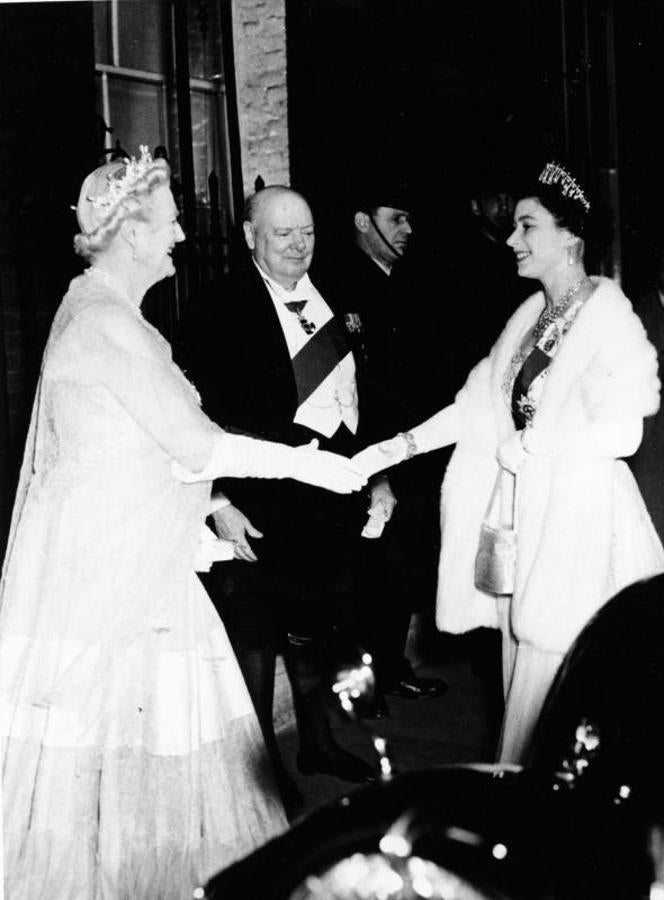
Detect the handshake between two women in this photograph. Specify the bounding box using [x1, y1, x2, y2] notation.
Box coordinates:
[170, 429, 371, 493]
[170, 429, 416, 493]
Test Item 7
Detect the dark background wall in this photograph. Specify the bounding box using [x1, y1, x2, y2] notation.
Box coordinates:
[285, 0, 664, 295]
[286, 0, 562, 211]
[616, 0, 664, 296]
[0, 1, 97, 545]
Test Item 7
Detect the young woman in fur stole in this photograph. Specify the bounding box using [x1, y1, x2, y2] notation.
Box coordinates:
[354, 161, 664, 763]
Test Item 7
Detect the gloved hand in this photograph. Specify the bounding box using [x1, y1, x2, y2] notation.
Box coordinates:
[496, 431, 528, 474]
[287, 440, 367, 493]
[172, 433, 366, 494]
[352, 434, 411, 479]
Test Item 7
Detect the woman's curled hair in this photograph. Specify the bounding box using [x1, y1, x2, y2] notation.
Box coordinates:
[73, 156, 170, 260]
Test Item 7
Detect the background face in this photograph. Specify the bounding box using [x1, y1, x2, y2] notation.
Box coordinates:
[475, 193, 516, 241]
[370, 207, 413, 263]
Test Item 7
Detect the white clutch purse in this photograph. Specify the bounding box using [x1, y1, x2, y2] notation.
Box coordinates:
[474, 469, 517, 595]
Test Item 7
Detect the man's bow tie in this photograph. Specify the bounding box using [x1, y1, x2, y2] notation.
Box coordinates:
[284, 299, 316, 335]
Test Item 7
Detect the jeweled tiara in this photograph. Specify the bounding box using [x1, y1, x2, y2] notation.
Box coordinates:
[88, 145, 156, 213]
[538, 161, 590, 212]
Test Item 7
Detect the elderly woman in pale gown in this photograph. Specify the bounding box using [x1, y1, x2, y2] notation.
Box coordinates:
[355, 161, 664, 764]
[0, 148, 364, 899]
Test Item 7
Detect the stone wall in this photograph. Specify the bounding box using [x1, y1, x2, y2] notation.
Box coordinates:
[231, 0, 290, 195]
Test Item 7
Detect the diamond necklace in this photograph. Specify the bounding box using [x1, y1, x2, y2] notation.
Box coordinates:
[532, 276, 590, 341]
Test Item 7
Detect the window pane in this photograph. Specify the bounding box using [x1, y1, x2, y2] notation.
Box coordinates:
[117, 0, 165, 74]
[188, 0, 223, 80]
[94, 74, 113, 153]
[93, 0, 112, 66]
[108, 78, 165, 157]
[191, 89, 218, 204]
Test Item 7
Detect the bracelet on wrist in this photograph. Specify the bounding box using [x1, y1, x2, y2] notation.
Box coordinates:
[398, 431, 418, 460]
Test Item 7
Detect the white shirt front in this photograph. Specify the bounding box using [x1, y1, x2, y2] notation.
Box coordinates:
[369, 255, 392, 276]
[256, 263, 359, 437]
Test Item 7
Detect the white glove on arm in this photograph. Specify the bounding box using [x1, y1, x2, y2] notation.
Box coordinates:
[352, 404, 461, 479]
[172, 433, 366, 494]
[352, 435, 411, 479]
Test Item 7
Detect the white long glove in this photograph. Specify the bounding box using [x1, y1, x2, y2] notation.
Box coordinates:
[352, 435, 410, 479]
[352, 404, 462, 479]
[172, 432, 366, 494]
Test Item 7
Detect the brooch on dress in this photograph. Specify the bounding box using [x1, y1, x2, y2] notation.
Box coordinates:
[515, 396, 537, 423]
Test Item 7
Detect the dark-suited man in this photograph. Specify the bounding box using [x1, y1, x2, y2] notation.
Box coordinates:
[186, 186, 394, 806]
[313, 183, 448, 707]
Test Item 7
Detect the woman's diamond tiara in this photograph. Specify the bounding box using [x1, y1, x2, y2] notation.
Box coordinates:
[538, 161, 591, 212]
[88, 145, 156, 212]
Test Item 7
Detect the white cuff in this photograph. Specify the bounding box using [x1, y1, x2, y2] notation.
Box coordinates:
[209, 494, 232, 514]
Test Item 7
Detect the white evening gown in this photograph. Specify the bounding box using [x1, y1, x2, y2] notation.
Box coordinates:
[0, 273, 286, 899]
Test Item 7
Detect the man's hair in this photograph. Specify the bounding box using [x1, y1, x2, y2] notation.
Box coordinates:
[243, 185, 309, 225]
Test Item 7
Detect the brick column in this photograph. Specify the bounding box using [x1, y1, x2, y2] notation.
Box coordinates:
[231, 0, 290, 195]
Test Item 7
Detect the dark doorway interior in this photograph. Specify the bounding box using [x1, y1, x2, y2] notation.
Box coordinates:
[285, 0, 664, 296]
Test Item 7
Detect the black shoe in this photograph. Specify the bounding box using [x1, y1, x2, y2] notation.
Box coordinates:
[296, 746, 378, 783]
[384, 674, 448, 699]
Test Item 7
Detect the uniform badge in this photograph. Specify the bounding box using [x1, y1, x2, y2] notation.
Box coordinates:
[344, 312, 364, 334]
